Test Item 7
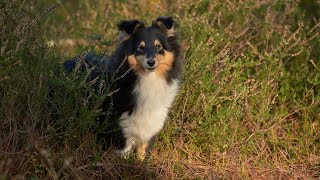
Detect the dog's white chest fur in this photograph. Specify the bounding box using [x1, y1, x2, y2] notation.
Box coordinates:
[119, 72, 179, 144]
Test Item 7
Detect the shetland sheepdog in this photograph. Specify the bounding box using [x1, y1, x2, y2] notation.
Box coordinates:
[65, 16, 183, 160]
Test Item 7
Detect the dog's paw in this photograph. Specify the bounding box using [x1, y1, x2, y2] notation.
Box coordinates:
[136, 143, 148, 161]
[116, 149, 131, 159]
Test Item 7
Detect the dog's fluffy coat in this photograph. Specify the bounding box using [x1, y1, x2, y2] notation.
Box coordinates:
[66, 16, 183, 160]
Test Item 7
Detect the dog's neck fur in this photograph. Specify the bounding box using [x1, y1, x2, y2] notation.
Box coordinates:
[118, 72, 179, 154]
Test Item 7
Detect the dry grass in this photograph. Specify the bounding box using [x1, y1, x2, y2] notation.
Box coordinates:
[1, 0, 320, 179]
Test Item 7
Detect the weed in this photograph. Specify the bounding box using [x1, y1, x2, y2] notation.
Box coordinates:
[1, 0, 319, 179]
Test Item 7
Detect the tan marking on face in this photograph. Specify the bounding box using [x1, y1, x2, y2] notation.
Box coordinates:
[128, 55, 146, 75]
[136, 142, 148, 161]
[139, 41, 145, 46]
[137, 41, 145, 52]
[154, 39, 161, 46]
[155, 50, 174, 78]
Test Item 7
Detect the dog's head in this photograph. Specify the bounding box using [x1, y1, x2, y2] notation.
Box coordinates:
[118, 16, 178, 75]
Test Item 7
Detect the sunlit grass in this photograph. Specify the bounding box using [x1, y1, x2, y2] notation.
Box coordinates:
[1, 0, 319, 179]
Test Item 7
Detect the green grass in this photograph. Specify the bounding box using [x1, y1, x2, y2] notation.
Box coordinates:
[1, 0, 320, 179]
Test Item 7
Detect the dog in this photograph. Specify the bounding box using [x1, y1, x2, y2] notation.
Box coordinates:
[65, 16, 183, 160]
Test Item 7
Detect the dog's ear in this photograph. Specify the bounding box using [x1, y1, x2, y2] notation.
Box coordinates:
[152, 16, 176, 37]
[118, 20, 144, 36]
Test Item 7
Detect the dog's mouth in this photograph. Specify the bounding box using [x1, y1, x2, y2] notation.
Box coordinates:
[145, 67, 156, 71]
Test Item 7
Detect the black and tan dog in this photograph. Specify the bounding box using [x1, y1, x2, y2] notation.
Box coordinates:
[65, 16, 183, 160]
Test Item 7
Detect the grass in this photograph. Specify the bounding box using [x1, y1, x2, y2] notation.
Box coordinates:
[1, 0, 320, 179]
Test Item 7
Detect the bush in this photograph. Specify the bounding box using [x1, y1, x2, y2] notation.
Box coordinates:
[1, 0, 319, 179]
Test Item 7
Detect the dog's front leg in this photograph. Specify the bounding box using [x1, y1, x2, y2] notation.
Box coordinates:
[136, 142, 149, 161]
[117, 137, 135, 159]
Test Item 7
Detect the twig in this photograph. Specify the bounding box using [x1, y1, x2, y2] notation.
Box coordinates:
[243, 109, 301, 144]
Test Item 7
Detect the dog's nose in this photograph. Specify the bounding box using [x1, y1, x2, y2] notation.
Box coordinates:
[147, 59, 155, 67]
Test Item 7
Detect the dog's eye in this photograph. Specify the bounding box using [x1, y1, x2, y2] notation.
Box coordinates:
[156, 44, 162, 51]
[137, 45, 145, 51]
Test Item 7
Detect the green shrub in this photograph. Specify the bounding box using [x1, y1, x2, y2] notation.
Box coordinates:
[1, 0, 319, 179]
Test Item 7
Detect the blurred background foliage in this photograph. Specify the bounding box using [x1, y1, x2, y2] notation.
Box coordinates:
[1, 0, 319, 179]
